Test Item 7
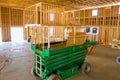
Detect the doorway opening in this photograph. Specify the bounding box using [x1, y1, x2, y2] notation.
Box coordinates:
[11, 27, 23, 42]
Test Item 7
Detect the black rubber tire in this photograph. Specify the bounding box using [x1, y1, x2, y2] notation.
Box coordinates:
[48, 74, 62, 80]
[116, 56, 120, 64]
[81, 62, 91, 74]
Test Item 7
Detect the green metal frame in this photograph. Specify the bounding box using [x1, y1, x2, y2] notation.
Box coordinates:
[31, 40, 97, 80]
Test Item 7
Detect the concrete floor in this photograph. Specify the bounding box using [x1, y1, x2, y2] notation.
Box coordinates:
[0, 42, 120, 80]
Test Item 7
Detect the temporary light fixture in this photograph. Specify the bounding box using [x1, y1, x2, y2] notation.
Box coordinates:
[36, 2, 42, 7]
[119, 7, 120, 14]
[50, 13, 54, 21]
[61, 12, 63, 15]
[92, 9, 98, 16]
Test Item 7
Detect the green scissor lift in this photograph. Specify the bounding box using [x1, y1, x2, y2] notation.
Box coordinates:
[30, 26, 97, 80]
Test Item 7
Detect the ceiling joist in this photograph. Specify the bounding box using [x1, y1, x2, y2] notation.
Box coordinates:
[0, 0, 120, 9]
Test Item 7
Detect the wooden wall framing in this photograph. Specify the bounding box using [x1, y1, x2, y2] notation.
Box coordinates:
[23, 2, 74, 40]
[10, 8, 23, 26]
[0, 7, 23, 42]
[24, 2, 73, 26]
[24, 3, 120, 44]
[62, 6, 120, 44]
